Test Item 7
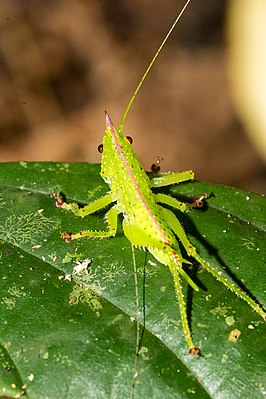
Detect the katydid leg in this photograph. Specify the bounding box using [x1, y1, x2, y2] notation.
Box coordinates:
[60, 193, 113, 217]
[161, 207, 266, 320]
[149, 170, 194, 188]
[168, 262, 199, 354]
[62, 206, 118, 241]
[155, 192, 192, 212]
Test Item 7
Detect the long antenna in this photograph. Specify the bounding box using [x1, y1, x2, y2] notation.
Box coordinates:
[118, 0, 191, 133]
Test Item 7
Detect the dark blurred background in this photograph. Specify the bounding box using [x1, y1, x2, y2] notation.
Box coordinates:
[0, 0, 265, 194]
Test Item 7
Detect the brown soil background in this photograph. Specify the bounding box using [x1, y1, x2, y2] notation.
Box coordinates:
[0, 0, 265, 194]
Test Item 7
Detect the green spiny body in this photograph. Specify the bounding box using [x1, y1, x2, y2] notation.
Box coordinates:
[54, 112, 266, 355]
[102, 113, 178, 253]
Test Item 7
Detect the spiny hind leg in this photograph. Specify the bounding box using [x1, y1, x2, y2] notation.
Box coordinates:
[161, 207, 266, 321]
[168, 260, 200, 356]
[61, 207, 118, 243]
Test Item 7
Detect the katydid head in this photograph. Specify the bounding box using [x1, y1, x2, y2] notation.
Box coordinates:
[99, 111, 139, 184]
[101, 111, 134, 154]
[98, 112, 129, 156]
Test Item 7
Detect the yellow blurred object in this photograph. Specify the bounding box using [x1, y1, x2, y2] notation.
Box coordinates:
[227, 0, 266, 162]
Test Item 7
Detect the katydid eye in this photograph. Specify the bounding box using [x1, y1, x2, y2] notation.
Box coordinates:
[126, 136, 133, 144]
[98, 144, 104, 153]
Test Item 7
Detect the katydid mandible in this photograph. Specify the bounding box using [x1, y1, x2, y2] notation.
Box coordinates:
[53, 0, 266, 355]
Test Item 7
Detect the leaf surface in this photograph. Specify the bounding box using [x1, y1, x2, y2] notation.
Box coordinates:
[0, 162, 265, 399]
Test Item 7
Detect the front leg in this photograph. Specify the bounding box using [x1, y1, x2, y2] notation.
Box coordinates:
[61, 207, 118, 243]
[149, 170, 194, 188]
[52, 192, 113, 218]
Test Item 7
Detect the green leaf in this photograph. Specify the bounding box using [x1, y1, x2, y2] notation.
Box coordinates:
[0, 162, 265, 399]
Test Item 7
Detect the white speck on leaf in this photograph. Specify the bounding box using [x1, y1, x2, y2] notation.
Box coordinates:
[27, 373, 34, 381]
[72, 259, 92, 275]
[32, 244, 42, 249]
[248, 324, 255, 329]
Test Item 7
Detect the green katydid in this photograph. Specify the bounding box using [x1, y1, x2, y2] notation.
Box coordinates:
[52, 0, 266, 356]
